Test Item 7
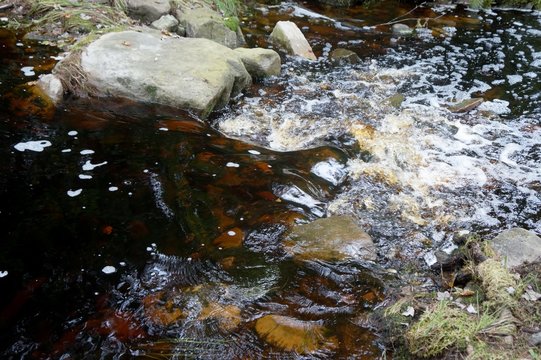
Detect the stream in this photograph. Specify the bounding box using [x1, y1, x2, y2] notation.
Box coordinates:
[0, 1, 540, 359]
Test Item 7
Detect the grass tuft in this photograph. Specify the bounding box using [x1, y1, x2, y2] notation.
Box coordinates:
[405, 301, 498, 358]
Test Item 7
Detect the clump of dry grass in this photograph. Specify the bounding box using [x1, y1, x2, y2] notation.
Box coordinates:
[405, 301, 501, 358]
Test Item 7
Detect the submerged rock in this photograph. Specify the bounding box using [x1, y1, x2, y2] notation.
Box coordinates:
[36, 74, 63, 104]
[150, 14, 179, 32]
[177, 7, 244, 49]
[80, 30, 251, 118]
[255, 315, 334, 353]
[269, 21, 316, 61]
[284, 215, 376, 262]
[489, 228, 541, 268]
[126, 0, 170, 23]
[329, 48, 360, 65]
[233, 48, 281, 79]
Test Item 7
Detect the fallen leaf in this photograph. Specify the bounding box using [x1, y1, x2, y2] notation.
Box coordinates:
[460, 289, 475, 297]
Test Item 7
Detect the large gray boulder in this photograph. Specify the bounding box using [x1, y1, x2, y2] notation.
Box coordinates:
[176, 7, 244, 49]
[127, 0, 171, 23]
[489, 228, 541, 268]
[233, 48, 281, 79]
[269, 21, 316, 61]
[80, 31, 251, 118]
[284, 215, 376, 262]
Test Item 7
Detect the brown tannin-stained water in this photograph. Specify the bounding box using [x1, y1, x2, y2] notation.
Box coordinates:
[1, 1, 541, 359]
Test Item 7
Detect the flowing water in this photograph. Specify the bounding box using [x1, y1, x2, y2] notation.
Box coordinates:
[0, 1, 540, 359]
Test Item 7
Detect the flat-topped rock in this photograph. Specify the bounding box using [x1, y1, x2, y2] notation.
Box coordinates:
[489, 227, 541, 268]
[79, 31, 251, 118]
[284, 215, 376, 262]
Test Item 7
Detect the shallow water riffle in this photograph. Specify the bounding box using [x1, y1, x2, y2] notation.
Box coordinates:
[220, 2, 541, 266]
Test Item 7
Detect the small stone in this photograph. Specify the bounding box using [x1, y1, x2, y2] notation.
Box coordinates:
[151, 15, 179, 32]
[448, 98, 484, 113]
[126, 0, 170, 23]
[392, 23, 414, 35]
[502, 335, 514, 345]
[269, 21, 316, 60]
[36, 74, 64, 104]
[529, 332, 541, 346]
[387, 93, 405, 108]
[329, 48, 360, 65]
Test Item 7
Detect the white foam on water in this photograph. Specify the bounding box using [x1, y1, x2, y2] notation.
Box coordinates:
[80, 149, 95, 155]
[68, 131, 78, 136]
[477, 99, 511, 114]
[82, 160, 107, 171]
[507, 74, 523, 85]
[21, 66, 35, 76]
[101, 266, 116, 274]
[14, 140, 52, 152]
[311, 158, 346, 186]
[0, 271, 8, 278]
[248, 149, 261, 155]
[67, 189, 83, 197]
[108, 186, 118, 192]
[226, 162, 240, 168]
[275, 185, 326, 217]
[79, 174, 92, 180]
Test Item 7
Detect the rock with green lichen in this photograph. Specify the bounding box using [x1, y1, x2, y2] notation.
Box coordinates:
[176, 7, 244, 49]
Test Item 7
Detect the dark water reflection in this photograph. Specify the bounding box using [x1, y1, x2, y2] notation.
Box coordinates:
[0, 76, 382, 357]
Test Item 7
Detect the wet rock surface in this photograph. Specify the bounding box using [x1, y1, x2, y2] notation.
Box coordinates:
[489, 228, 541, 268]
[269, 21, 316, 60]
[80, 30, 251, 117]
[329, 48, 360, 65]
[255, 315, 334, 353]
[36, 74, 63, 104]
[284, 215, 376, 262]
